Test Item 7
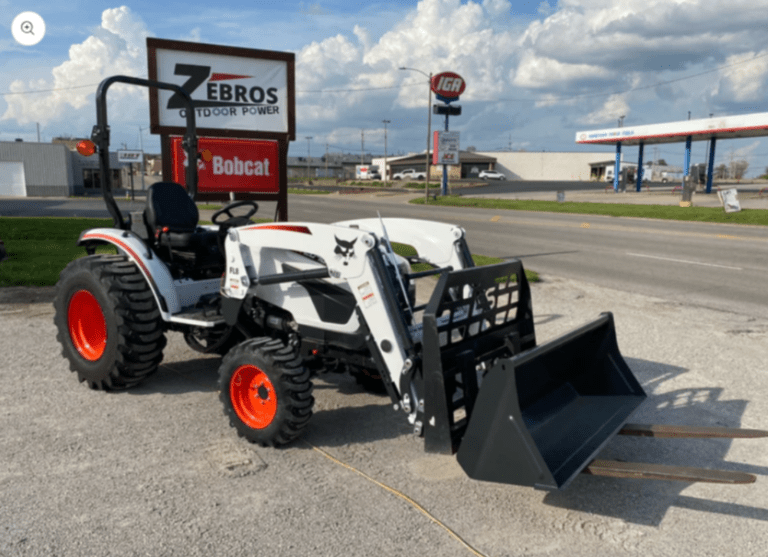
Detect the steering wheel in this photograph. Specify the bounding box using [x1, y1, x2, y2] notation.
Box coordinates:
[211, 200, 259, 226]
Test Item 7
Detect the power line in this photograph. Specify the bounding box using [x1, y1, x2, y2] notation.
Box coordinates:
[5, 50, 768, 101]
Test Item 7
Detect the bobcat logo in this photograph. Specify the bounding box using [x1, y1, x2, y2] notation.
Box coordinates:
[334, 236, 357, 266]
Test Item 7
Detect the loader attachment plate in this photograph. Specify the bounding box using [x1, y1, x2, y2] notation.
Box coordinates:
[455, 313, 646, 491]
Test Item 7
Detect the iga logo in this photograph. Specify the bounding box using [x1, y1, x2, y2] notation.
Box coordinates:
[431, 72, 466, 100]
[167, 64, 280, 114]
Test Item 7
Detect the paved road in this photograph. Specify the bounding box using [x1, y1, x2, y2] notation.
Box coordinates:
[281, 193, 768, 319]
[3, 193, 767, 318]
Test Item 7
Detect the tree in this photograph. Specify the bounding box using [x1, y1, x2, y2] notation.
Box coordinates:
[715, 164, 728, 180]
[732, 160, 749, 180]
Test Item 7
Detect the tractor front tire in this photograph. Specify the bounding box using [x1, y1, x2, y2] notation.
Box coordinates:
[53, 254, 166, 390]
[219, 337, 314, 446]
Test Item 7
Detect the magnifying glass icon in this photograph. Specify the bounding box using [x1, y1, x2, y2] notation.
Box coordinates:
[11, 12, 45, 46]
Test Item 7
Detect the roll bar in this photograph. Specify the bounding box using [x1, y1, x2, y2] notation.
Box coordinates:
[91, 75, 199, 230]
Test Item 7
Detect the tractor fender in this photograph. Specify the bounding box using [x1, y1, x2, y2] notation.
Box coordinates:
[77, 228, 180, 318]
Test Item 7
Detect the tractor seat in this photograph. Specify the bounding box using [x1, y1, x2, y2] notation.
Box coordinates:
[144, 182, 217, 251]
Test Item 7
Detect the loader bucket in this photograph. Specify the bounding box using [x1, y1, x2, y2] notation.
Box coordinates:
[456, 313, 646, 490]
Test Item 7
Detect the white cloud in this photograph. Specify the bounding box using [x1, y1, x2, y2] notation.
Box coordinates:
[2, 6, 150, 126]
[716, 51, 768, 102]
[513, 51, 610, 89]
[579, 94, 630, 125]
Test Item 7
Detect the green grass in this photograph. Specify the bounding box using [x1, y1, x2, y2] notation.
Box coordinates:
[0, 218, 536, 287]
[391, 242, 539, 282]
[287, 188, 331, 194]
[410, 195, 768, 225]
[0, 218, 114, 287]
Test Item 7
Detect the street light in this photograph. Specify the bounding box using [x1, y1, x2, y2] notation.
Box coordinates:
[382, 119, 390, 186]
[618, 115, 625, 128]
[305, 136, 313, 182]
[399, 66, 432, 201]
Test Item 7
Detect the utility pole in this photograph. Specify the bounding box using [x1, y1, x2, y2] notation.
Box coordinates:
[325, 142, 329, 178]
[361, 129, 365, 165]
[36, 123, 40, 142]
[138, 126, 147, 191]
[305, 136, 313, 182]
[382, 120, 390, 186]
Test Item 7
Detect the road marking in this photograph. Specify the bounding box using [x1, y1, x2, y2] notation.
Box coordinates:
[491, 215, 500, 222]
[581, 223, 590, 228]
[626, 252, 743, 270]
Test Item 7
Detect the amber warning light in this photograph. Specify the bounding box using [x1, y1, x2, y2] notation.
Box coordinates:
[201, 149, 213, 162]
[77, 140, 96, 157]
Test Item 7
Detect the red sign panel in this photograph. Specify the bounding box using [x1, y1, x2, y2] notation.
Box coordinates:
[171, 137, 279, 193]
[431, 72, 466, 99]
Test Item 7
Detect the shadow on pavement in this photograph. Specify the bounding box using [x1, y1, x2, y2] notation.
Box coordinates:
[543, 356, 768, 526]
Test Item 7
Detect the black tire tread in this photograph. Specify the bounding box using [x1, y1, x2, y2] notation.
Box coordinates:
[218, 337, 314, 446]
[54, 254, 166, 390]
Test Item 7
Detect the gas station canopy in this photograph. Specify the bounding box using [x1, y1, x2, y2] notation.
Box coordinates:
[574, 112, 768, 193]
[575, 112, 768, 146]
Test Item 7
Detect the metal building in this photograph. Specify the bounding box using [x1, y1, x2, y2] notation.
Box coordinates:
[0, 141, 73, 196]
[0, 140, 127, 197]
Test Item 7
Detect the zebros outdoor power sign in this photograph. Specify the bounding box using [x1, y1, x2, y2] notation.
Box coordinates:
[170, 137, 279, 193]
[148, 38, 295, 140]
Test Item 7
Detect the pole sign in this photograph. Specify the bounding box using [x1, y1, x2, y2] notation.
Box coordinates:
[170, 137, 279, 193]
[431, 72, 466, 104]
[147, 38, 295, 141]
[433, 131, 460, 165]
[117, 150, 143, 163]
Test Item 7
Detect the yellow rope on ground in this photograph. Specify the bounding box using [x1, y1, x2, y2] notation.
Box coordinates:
[303, 440, 489, 557]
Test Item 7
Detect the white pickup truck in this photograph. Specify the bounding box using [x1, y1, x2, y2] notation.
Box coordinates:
[393, 168, 426, 180]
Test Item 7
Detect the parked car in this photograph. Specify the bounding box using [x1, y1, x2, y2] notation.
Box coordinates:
[478, 170, 505, 180]
[393, 169, 426, 180]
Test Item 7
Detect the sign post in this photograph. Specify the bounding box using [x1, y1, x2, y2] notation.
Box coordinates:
[147, 38, 295, 220]
[430, 72, 465, 196]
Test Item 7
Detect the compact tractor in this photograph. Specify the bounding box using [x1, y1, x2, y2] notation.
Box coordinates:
[54, 76, 766, 491]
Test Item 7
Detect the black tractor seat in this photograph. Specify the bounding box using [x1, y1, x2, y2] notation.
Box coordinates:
[143, 182, 222, 274]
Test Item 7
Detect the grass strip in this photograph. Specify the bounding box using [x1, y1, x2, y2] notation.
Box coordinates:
[0, 218, 114, 287]
[0, 218, 537, 287]
[410, 195, 768, 226]
[391, 243, 539, 282]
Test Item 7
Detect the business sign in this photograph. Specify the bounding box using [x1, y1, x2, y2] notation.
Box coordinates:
[431, 72, 466, 103]
[147, 38, 295, 141]
[117, 150, 142, 163]
[717, 188, 742, 213]
[170, 137, 279, 193]
[433, 131, 460, 165]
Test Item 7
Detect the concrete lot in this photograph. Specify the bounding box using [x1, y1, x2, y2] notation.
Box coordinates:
[1, 270, 766, 556]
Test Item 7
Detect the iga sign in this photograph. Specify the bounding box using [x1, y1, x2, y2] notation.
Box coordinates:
[433, 131, 460, 165]
[431, 72, 466, 103]
[170, 137, 279, 193]
[148, 38, 295, 141]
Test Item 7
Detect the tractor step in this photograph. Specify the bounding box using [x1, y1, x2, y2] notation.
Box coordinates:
[583, 459, 756, 484]
[619, 423, 768, 439]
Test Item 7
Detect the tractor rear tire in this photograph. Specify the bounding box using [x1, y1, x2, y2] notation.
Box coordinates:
[53, 254, 166, 390]
[219, 337, 314, 446]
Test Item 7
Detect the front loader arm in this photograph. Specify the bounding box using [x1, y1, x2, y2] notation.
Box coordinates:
[333, 218, 472, 270]
[221, 222, 416, 398]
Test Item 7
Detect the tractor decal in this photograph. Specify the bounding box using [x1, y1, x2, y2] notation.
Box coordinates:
[334, 236, 357, 266]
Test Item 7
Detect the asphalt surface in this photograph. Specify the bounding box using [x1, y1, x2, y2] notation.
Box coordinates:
[1, 187, 767, 555]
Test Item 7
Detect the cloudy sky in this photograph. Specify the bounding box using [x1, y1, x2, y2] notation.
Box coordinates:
[4, 0, 768, 175]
